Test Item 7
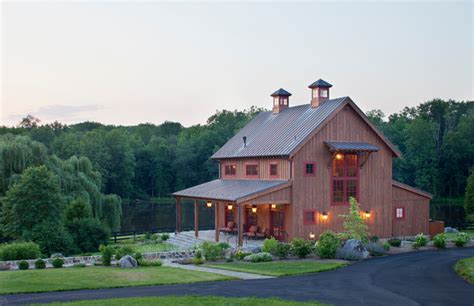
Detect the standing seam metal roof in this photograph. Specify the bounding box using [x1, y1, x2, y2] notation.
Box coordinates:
[211, 97, 348, 159]
[325, 141, 379, 152]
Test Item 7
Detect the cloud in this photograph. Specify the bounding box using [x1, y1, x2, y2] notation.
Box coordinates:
[4, 104, 102, 125]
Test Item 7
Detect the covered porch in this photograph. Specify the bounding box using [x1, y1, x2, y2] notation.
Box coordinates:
[172, 179, 292, 247]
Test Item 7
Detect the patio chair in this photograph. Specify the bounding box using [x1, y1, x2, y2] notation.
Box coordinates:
[243, 225, 258, 239]
[219, 222, 234, 234]
[255, 228, 270, 239]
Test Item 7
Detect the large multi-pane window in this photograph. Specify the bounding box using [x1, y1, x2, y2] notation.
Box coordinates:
[332, 154, 358, 205]
[224, 164, 236, 176]
[246, 164, 258, 177]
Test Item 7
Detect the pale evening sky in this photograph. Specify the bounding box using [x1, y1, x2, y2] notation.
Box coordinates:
[1, 1, 472, 127]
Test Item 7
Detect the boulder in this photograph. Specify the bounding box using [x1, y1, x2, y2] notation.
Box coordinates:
[118, 255, 138, 268]
[444, 227, 459, 234]
[336, 239, 369, 260]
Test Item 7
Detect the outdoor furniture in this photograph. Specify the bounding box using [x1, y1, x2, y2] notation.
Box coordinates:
[243, 225, 258, 239]
[219, 222, 235, 234]
[255, 228, 269, 239]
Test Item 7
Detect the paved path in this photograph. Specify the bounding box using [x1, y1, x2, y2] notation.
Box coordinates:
[2, 247, 474, 306]
[163, 260, 274, 280]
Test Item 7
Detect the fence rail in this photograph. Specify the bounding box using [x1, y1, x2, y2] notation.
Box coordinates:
[111, 225, 215, 243]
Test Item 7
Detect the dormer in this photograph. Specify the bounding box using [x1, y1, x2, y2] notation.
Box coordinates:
[271, 88, 292, 114]
[308, 79, 332, 107]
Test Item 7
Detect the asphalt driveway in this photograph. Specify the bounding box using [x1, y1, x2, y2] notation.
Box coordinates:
[1, 247, 473, 306]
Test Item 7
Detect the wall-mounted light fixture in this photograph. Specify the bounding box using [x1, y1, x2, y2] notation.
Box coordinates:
[227, 204, 233, 211]
[271, 204, 277, 209]
[251, 205, 257, 213]
[364, 210, 371, 218]
[322, 212, 328, 220]
[309, 232, 316, 240]
[206, 201, 212, 208]
[335, 153, 344, 160]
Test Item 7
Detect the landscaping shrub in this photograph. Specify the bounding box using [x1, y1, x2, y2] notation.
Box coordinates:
[138, 259, 163, 267]
[115, 245, 135, 260]
[387, 238, 402, 247]
[453, 232, 470, 247]
[194, 249, 202, 259]
[23, 220, 74, 256]
[366, 242, 387, 256]
[144, 232, 151, 240]
[201, 241, 225, 261]
[233, 249, 251, 261]
[99, 245, 115, 266]
[218, 242, 230, 250]
[244, 252, 273, 263]
[275, 242, 291, 259]
[370, 236, 379, 242]
[432, 233, 446, 249]
[192, 258, 204, 265]
[291, 238, 313, 258]
[150, 234, 159, 242]
[134, 251, 143, 261]
[18, 260, 29, 270]
[413, 234, 429, 249]
[339, 197, 369, 243]
[383, 242, 390, 251]
[161, 233, 170, 241]
[316, 230, 340, 259]
[67, 218, 110, 253]
[52, 257, 64, 268]
[262, 237, 278, 255]
[34, 259, 46, 269]
[0, 242, 41, 261]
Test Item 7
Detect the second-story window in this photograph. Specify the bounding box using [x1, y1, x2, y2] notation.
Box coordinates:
[224, 164, 236, 176]
[246, 164, 258, 177]
[270, 164, 278, 177]
[304, 162, 316, 176]
[332, 154, 358, 205]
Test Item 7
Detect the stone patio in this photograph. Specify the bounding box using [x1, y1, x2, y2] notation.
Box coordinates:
[167, 230, 265, 250]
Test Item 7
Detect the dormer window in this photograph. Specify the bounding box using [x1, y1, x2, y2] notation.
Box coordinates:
[312, 89, 318, 99]
[320, 89, 328, 98]
[282, 98, 288, 105]
[274, 97, 279, 106]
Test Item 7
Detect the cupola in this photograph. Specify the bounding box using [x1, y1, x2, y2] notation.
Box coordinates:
[271, 88, 292, 114]
[308, 79, 332, 107]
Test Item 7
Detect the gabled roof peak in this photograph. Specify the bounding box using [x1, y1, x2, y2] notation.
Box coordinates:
[271, 88, 292, 97]
[308, 79, 332, 89]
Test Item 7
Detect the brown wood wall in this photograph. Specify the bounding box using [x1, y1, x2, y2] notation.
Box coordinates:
[220, 158, 291, 180]
[291, 105, 394, 239]
[391, 185, 430, 237]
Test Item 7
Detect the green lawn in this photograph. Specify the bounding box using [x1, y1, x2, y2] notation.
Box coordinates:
[445, 230, 474, 241]
[0, 267, 232, 294]
[131, 242, 177, 253]
[454, 257, 474, 284]
[43, 296, 326, 306]
[204, 260, 346, 277]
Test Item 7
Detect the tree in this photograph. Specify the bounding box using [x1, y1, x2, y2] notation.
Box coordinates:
[339, 197, 369, 243]
[465, 167, 474, 216]
[65, 198, 92, 223]
[67, 218, 110, 253]
[17, 115, 41, 128]
[101, 194, 122, 231]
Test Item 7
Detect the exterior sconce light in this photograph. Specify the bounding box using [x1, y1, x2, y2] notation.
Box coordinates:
[251, 205, 257, 213]
[335, 153, 344, 160]
[309, 232, 316, 240]
[206, 201, 212, 208]
[227, 204, 233, 211]
[322, 212, 328, 220]
[364, 210, 371, 218]
[271, 204, 277, 209]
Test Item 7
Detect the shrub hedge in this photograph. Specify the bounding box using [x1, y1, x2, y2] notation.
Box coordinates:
[0, 242, 41, 261]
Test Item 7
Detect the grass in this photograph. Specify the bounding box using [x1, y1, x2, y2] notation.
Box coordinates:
[131, 242, 177, 253]
[0, 266, 232, 294]
[42, 296, 327, 306]
[454, 257, 474, 284]
[444, 230, 474, 241]
[204, 260, 346, 277]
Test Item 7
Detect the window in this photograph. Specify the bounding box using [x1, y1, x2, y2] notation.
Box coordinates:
[270, 164, 278, 177]
[332, 154, 358, 205]
[304, 210, 316, 225]
[282, 98, 288, 105]
[320, 89, 328, 98]
[274, 97, 279, 106]
[246, 164, 258, 177]
[224, 164, 236, 176]
[395, 207, 404, 219]
[304, 162, 316, 176]
[312, 89, 318, 99]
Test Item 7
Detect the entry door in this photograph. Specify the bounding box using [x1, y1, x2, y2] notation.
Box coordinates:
[270, 208, 285, 241]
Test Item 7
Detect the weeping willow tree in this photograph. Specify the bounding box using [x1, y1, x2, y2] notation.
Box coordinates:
[101, 194, 122, 231]
[0, 134, 48, 196]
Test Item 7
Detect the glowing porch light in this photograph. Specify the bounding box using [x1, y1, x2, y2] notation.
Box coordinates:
[227, 204, 233, 210]
[251, 205, 257, 213]
[309, 232, 316, 240]
[271, 204, 277, 209]
[206, 201, 212, 208]
[322, 212, 328, 220]
[335, 153, 344, 160]
[364, 210, 371, 218]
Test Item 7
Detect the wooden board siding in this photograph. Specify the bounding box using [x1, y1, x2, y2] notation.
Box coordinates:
[291, 104, 394, 239]
[392, 185, 430, 237]
[220, 158, 291, 180]
[241, 186, 292, 205]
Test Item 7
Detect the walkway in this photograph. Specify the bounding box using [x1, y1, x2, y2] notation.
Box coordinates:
[3, 247, 474, 305]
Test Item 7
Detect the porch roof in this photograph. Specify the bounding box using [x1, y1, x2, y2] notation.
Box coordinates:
[324, 141, 379, 153]
[172, 179, 290, 203]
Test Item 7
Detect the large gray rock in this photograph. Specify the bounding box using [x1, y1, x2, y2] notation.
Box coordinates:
[336, 239, 369, 260]
[118, 255, 138, 268]
[444, 227, 459, 233]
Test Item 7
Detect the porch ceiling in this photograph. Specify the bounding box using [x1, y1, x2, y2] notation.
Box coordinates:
[173, 179, 291, 203]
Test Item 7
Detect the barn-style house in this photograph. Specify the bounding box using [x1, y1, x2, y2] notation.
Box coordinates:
[173, 79, 432, 246]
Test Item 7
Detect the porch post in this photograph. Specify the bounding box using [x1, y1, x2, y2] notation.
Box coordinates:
[175, 196, 181, 233]
[214, 202, 219, 242]
[194, 200, 199, 238]
[238, 204, 243, 247]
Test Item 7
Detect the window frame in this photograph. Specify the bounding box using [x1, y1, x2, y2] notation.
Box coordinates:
[331, 153, 359, 206]
[304, 161, 316, 177]
[303, 209, 316, 225]
[245, 163, 259, 178]
[223, 164, 236, 177]
[394, 207, 405, 220]
[269, 163, 278, 178]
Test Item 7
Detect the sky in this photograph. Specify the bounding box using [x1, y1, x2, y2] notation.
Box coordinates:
[1, 1, 473, 127]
